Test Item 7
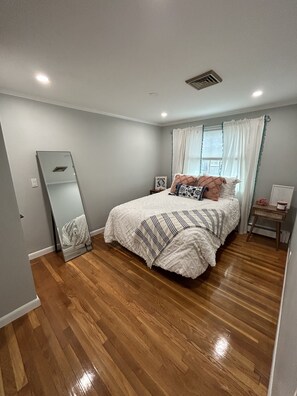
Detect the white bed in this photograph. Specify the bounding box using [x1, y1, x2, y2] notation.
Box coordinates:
[104, 189, 240, 279]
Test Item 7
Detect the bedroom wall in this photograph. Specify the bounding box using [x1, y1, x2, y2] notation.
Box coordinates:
[0, 93, 162, 254]
[269, 213, 297, 396]
[160, 104, 297, 233]
[0, 123, 38, 323]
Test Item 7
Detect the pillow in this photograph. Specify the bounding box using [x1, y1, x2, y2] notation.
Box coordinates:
[175, 184, 206, 200]
[220, 177, 240, 199]
[198, 176, 226, 201]
[170, 174, 199, 193]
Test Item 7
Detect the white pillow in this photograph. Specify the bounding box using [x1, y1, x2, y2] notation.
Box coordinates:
[220, 177, 240, 198]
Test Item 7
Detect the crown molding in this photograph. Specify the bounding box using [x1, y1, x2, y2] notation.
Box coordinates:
[0, 89, 161, 127]
[161, 99, 297, 127]
[1, 88, 296, 129]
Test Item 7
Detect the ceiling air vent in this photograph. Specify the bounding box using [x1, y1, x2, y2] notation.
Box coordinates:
[53, 166, 67, 172]
[186, 70, 222, 91]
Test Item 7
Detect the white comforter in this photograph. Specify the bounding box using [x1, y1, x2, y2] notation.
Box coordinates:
[104, 190, 240, 279]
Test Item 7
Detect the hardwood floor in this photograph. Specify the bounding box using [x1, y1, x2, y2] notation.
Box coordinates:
[0, 233, 286, 396]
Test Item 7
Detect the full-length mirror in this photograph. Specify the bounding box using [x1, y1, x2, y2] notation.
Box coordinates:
[36, 151, 92, 261]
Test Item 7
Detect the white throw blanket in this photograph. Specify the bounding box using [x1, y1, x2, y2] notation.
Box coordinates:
[135, 209, 226, 267]
[104, 190, 240, 278]
[61, 214, 91, 247]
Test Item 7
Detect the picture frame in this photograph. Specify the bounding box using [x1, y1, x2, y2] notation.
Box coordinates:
[270, 184, 294, 209]
[155, 176, 167, 190]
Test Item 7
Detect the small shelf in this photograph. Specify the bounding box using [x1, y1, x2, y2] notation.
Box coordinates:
[247, 204, 288, 250]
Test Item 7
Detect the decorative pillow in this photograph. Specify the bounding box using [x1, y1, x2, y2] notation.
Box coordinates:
[220, 177, 240, 199]
[175, 184, 206, 200]
[170, 174, 199, 193]
[198, 176, 226, 201]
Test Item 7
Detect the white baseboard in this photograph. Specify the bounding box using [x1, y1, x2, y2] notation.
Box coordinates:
[28, 227, 105, 260]
[29, 245, 55, 260]
[90, 227, 105, 236]
[0, 296, 41, 329]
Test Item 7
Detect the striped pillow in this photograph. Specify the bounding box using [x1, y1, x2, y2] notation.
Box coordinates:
[170, 174, 199, 193]
[198, 176, 226, 201]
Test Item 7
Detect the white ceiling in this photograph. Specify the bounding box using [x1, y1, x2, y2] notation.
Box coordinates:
[1, 0, 297, 125]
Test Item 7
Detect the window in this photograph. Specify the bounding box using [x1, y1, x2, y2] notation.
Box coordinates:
[201, 128, 223, 176]
[181, 127, 223, 176]
[173, 116, 266, 234]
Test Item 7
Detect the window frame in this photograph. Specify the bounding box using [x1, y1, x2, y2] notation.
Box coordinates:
[200, 127, 223, 176]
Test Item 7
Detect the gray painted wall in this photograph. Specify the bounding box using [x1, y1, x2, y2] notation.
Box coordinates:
[0, 123, 37, 318]
[269, 213, 297, 396]
[0, 93, 162, 253]
[161, 104, 297, 232]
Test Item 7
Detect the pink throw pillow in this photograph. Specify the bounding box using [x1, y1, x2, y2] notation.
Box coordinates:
[170, 174, 199, 193]
[198, 176, 226, 201]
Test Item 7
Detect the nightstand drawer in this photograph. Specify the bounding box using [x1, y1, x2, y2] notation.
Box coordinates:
[253, 209, 284, 220]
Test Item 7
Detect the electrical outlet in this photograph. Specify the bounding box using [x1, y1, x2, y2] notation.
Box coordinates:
[31, 178, 38, 188]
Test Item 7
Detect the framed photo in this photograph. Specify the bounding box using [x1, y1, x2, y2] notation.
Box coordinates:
[155, 176, 167, 190]
[270, 184, 294, 209]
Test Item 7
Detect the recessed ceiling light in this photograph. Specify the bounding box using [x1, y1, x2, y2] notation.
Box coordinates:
[35, 73, 50, 84]
[161, 112, 168, 118]
[252, 90, 263, 98]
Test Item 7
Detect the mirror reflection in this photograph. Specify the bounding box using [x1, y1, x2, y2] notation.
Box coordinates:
[36, 151, 92, 261]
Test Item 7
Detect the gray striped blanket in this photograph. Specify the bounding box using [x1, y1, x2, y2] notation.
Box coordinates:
[135, 209, 225, 267]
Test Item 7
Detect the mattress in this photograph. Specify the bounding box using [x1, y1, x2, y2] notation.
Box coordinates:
[104, 189, 240, 278]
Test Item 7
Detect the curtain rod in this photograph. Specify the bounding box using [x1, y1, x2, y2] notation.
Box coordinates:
[171, 115, 271, 133]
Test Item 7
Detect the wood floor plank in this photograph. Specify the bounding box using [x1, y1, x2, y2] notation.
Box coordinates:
[119, 266, 265, 393]
[99, 322, 167, 396]
[65, 311, 137, 396]
[63, 326, 111, 396]
[63, 343, 98, 396]
[13, 316, 59, 396]
[0, 327, 17, 395]
[33, 308, 79, 396]
[5, 324, 28, 392]
[0, 368, 5, 396]
[0, 232, 286, 395]
[16, 383, 35, 396]
[27, 311, 40, 330]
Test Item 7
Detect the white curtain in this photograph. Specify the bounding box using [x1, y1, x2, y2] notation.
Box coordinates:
[222, 116, 265, 234]
[172, 126, 203, 178]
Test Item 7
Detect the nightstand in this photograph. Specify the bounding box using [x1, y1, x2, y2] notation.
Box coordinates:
[150, 189, 163, 195]
[246, 204, 288, 250]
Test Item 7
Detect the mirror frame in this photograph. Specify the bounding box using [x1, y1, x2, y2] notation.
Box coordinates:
[36, 150, 92, 261]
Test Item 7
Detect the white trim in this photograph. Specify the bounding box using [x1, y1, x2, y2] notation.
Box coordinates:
[268, 245, 291, 395]
[1, 89, 297, 129]
[90, 227, 105, 236]
[0, 296, 41, 329]
[28, 227, 105, 260]
[161, 100, 297, 127]
[0, 90, 159, 126]
[28, 245, 55, 260]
